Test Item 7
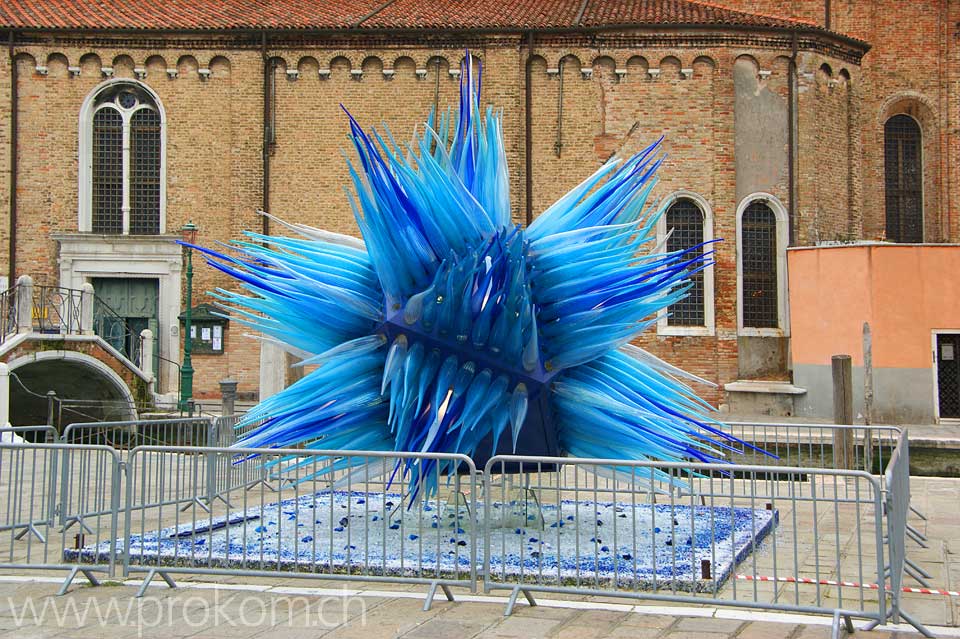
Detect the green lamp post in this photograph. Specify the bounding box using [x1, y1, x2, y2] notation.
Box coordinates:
[180, 221, 198, 413]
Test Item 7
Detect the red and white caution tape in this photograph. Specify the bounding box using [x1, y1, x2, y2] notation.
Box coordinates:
[899, 586, 960, 597]
[736, 574, 960, 597]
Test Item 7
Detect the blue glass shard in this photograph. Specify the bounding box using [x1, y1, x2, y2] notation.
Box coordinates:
[194, 51, 763, 499]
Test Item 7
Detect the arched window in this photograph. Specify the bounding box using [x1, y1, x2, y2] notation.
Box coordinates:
[81, 81, 165, 234]
[884, 114, 922, 243]
[737, 196, 788, 334]
[657, 192, 714, 336]
[666, 199, 705, 326]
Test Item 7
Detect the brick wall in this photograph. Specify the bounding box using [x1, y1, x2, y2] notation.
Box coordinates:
[723, 0, 957, 244]
[0, 11, 950, 407]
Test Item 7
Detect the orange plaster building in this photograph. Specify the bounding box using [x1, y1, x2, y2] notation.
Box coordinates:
[788, 244, 960, 423]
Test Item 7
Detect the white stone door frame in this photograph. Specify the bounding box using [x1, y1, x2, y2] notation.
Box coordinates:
[53, 233, 183, 394]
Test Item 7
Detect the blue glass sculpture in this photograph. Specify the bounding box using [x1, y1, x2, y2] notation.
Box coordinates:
[191, 54, 764, 497]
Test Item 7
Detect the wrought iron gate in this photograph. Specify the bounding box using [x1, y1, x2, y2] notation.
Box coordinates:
[936, 333, 960, 418]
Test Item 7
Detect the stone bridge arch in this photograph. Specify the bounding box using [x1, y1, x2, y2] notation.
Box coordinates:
[7, 349, 138, 426]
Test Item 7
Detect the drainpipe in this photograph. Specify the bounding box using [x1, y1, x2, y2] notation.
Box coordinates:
[524, 31, 534, 227]
[433, 57, 441, 119]
[554, 58, 564, 157]
[261, 31, 271, 237]
[7, 31, 17, 285]
[787, 32, 798, 246]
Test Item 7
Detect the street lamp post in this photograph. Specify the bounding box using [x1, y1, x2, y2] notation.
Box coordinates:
[180, 221, 198, 413]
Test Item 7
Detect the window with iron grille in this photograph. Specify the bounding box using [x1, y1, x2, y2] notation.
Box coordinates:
[741, 201, 778, 329]
[130, 109, 161, 234]
[665, 199, 705, 326]
[88, 83, 163, 235]
[884, 114, 922, 243]
[92, 109, 123, 233]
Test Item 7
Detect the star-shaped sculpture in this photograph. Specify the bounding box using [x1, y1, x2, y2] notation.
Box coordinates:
[193, 55, 759, 497]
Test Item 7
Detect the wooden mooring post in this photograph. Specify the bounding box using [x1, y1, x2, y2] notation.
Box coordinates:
[832, 354, 855, 469]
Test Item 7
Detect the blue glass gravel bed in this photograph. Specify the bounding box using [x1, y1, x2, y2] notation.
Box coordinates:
[66, 490, 776, 592]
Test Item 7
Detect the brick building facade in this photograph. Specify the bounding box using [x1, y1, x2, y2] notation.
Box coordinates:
[0, 1, 954, 410]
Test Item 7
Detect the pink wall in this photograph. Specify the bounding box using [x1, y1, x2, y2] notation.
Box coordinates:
[788, 244, 960, 369]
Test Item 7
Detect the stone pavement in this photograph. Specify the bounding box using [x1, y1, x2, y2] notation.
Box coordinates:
[0, 576, 943, 639]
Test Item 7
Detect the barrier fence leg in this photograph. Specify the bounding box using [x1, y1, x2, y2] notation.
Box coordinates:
[136, 569, 177, 598]
[56, 566, 102, 596]
[61, 514, 94, 534]
[906, 524, 929, 547]
[180, 497, 212, 514]
[829, 611, 839, 639]
[247, 477, 278, 493]
[904, 559, 932, 587]
[504, 586, 536, 616]
[896, 609, 935, 638]
[422, 581, 455, 611]
[13, 522, 45, 543]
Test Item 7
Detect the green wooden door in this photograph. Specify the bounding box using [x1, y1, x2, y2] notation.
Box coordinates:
[91, 278, 159, 369]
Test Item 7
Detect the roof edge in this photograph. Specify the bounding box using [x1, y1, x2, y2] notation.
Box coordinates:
[0, 22, 870, 59]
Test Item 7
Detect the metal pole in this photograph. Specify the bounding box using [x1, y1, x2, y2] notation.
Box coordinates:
[46, 390, 57, 429]
[180, 243, 194, 411]
[524, 31, 534, 227]
[0, 363, 9, 427]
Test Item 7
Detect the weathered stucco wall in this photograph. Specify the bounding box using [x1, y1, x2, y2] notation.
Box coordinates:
[789, 244, 960, 422]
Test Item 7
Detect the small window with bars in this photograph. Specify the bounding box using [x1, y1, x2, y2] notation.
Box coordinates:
[665, 199, 706, 327]
[740, 201, 779, 329]
[884, 114, 922, 243]
[88, 83, 162, 235]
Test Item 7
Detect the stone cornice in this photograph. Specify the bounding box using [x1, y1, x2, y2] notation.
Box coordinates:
[8, 25, 868, 65]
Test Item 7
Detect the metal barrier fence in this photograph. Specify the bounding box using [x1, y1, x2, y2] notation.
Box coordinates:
[122, 446, 478, 608]
[0, 426, 58, 443]
[32, 285, 84, 335]
[63, 417, 213, 449]
[63, 418, 218, 514]
[726, 421, 932, 595]
[0, 442, 121, 595]
[483, 455, 887, 635]
[724, 421, 904, 476]
[208, 416, 271, 500]
[880, 431, 931, 636]
[0, 422, 932, 636]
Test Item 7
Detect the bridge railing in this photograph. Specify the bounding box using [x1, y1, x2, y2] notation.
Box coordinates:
[0, 275, 168, 410]
[0, 285, 18, 346]
[32, 285, 87, 335]
[0, 276, 144, 355]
